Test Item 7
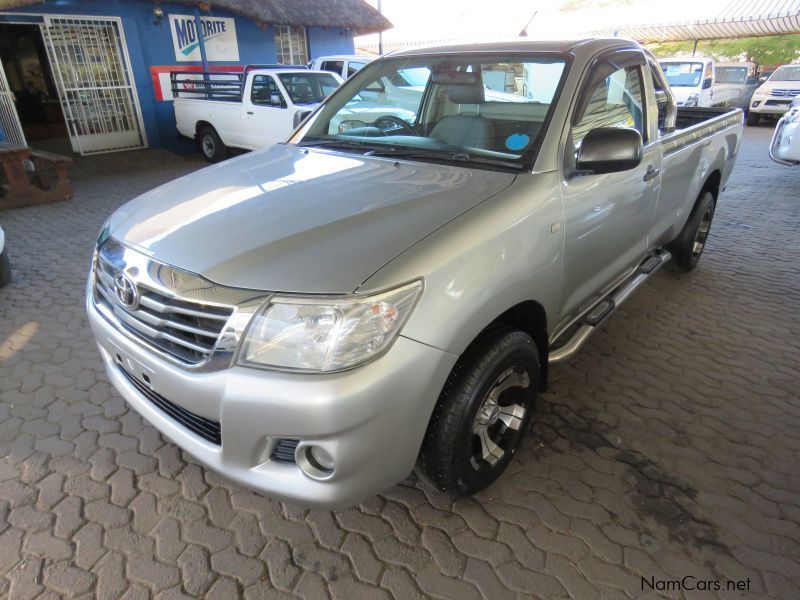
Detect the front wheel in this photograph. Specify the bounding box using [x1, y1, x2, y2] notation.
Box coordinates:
[746, 112, 760, 127]
[419, 328, 540, 497]
[668, 191, 716, 272]
[199, 126, 228, 163]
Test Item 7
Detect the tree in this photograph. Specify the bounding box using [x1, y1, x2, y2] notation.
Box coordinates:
[648, 35, 800, 66]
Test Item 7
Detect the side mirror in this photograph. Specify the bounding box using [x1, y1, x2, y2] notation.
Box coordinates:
[654, 89, 669, 108]
[746, 76, 758, 85]
[759, 76, 768, 84]
[702, 77, 713, 90]
[270, 92, 285, 107]
[576, 127, 643, 175]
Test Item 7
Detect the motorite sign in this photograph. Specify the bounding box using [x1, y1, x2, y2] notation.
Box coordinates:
[169, 14, 239, 62]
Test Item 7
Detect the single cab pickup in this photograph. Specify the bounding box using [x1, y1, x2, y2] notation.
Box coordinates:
[89, 39, 743, 507]
[173, 67, 343, 162]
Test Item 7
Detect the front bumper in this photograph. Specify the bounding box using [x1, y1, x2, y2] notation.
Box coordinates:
[87, 283, 457, 507]
[750, 96, 793, 115]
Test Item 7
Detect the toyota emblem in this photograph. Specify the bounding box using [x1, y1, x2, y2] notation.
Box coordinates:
[113, 272, 139, 310]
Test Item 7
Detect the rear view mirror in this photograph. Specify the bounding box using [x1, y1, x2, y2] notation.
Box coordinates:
[576, 127, 643, 175]
[702, 77, 713, 90]
[654, 89, 669, 108]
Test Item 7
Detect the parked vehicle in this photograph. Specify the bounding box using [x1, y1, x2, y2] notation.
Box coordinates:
[770, 97, 800, 165]
[714, 62, 760, 110]
[308, 55, 374, 79]
[173, 67, 343, 162]
[88, 39, 743, 507]
[658, 57, 738, 107]
[0, 223, 10, 287]
[748, 64, 800, 126]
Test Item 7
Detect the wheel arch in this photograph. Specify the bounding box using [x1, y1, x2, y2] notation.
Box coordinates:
[701, 169, 722, 202]
[465, 300, 550, 391]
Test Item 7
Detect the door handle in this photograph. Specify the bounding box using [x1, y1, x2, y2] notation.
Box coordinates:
[643, 166, 660, 182]
[247, 111, 254, 115]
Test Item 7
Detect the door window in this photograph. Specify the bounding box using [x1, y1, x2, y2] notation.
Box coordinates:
[347, 61, 366, 77]
[251, 75, 284, 107]
[573, 65, 645, 147]
[321, 61, 344, 76]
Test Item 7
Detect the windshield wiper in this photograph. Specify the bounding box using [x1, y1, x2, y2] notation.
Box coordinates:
[363, 147, 524, 170]
[296, 138, 369, 150]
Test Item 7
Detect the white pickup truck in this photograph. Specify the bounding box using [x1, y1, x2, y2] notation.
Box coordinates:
[173, 67, 343, 162]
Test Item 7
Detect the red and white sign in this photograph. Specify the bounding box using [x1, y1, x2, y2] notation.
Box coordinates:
[150, 65, 244, 101]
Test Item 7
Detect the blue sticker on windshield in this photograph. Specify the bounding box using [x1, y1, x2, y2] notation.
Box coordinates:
[505, 133, 530, 151]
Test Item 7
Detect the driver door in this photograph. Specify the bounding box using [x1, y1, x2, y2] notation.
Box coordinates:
[245, 75, 294, 149]
[558, 53, 662, 324]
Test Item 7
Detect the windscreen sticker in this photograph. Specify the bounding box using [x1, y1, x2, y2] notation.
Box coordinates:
[505, 133, 530, 151]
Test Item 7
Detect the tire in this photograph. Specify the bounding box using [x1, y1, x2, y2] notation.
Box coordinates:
[746, 112, 760, 127]
[199, 126, 228, 163]
[419, 327, 540, 497]
[668, 191, 716, 272]
[0, 250, 11, 288]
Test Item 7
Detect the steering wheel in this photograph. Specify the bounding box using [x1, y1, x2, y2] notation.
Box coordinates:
[373, 115, 414, 135]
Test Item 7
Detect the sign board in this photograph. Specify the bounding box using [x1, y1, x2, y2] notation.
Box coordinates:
[169, 14, 239, 62]
[150, 65, 244, 101]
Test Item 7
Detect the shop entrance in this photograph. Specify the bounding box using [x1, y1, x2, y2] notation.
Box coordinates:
[0, 16, 147, 155]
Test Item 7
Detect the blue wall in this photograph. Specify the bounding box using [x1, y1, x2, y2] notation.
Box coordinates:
[0, 0, 355, 153]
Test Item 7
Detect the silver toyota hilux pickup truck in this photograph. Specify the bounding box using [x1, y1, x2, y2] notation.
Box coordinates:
[88, 39, 743, 507]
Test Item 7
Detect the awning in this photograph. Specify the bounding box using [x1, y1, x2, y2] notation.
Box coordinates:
[583, 0, 800, 42]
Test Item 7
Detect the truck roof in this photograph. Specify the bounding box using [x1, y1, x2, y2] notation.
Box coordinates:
[386, 37, 639, 57]
[249, 68, 334, 76]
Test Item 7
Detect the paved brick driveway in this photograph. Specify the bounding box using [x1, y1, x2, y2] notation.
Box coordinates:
[1, 126, 798, 599]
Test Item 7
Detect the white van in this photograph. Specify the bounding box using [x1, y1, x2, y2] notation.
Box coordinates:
[659, 57, 738, 108]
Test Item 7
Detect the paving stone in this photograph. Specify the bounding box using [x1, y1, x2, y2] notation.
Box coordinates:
[0, 129, 798, 598]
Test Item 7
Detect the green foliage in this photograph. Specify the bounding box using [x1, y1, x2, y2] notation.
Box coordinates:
[648, 35, 800, 66]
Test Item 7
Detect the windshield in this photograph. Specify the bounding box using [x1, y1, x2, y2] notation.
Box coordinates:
[769, 66, 800, 82]
[278, 73, 341, 105]
[291, 53, 569, 170]
[715, 67, 748, 84]
[660, 62, 705, 87]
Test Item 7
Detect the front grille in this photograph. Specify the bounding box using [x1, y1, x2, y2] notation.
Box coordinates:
[94, 253, 234, 364]
[119, 367, 222, 445]
[769, 89, 800, 97]
[271, 439, 299, 464]
[766, 99, 793, 106]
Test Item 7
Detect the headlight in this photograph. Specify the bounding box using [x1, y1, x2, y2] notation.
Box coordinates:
[685, 94, 699, 107]
[97, 219, 111, 248]
[238, 280, 423, 372]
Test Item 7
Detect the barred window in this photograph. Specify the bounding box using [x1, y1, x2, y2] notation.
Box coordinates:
[275, 26, 308, 66]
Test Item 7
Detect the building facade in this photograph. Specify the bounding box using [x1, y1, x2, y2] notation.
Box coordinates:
[0, 0, 389, 154]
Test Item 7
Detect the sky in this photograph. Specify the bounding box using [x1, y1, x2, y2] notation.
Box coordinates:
[356, 0, 734, 47]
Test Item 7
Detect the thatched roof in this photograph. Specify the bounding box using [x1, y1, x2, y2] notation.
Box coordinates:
[0, 0, 393, 35]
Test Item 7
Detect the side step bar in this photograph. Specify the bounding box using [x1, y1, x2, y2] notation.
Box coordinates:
[549, 250, 671, 365]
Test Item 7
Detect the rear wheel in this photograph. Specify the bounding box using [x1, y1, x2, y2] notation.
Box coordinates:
[0, 250, 11, 287]
[419, 328, 540, 497]
[746, 112, 760, 126]
[668, 191, 716, 272]
[199, 126, 227, 163]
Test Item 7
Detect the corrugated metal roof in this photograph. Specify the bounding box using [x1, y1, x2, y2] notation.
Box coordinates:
[586, 0, 800, 42]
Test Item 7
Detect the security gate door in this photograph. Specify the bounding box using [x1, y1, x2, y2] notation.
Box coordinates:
[0, 60, 26, 146]
[42, 16, 147, 155]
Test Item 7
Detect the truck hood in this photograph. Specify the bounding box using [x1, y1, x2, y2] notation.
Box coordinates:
[109, 144, 515, 293]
